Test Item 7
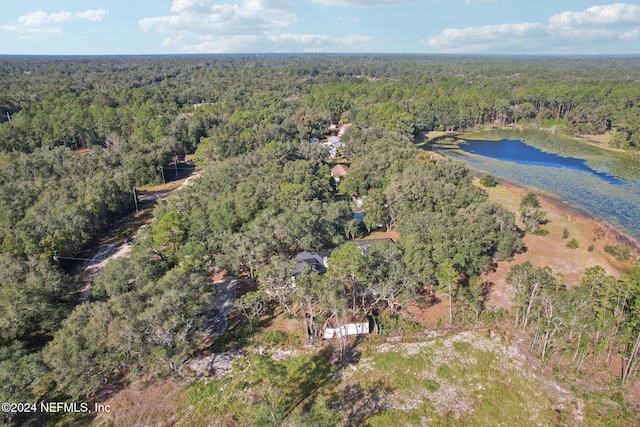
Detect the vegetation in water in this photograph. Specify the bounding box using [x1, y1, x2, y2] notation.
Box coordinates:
[461, 128, 640, 182]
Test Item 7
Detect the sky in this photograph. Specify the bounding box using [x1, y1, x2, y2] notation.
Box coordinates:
[1, 1, 639, 55]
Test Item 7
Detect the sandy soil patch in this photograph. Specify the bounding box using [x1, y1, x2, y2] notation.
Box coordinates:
[482, 178, 638, 311]
[364, 229, 400, 241]
[406, 298, 449, 325]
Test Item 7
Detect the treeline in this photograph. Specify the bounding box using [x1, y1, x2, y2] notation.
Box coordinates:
[508, 263, 640, 382]
[0, 148, 133, 259]
[2, 55, 640, 158]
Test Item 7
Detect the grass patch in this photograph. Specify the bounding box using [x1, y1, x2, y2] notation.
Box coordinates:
[181, 353, 335, 426]
[372, 351, 429, 391]
[436, 363, 452, 380]
[453, 341, 472, 354]
[365, 407, 425, 427]
[177, 330, 636, 426]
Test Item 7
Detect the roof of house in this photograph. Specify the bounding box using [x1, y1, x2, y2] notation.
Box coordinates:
[331, 164, 349, 178]
[292, 251, 330, 275]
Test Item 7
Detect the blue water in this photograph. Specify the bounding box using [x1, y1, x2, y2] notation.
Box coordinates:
[433, 139, 640, 240]
[460, 139, 625, 185]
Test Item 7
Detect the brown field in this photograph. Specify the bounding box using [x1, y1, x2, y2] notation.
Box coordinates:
[482, 178, 638, 310]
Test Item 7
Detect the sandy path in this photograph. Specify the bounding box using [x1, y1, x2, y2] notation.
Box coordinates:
[79, 170, 202, 302]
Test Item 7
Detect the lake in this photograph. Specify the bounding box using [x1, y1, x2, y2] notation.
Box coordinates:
[433, 138, 640, 240]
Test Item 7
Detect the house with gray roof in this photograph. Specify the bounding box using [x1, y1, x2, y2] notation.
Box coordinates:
[291, 251, 330, 276]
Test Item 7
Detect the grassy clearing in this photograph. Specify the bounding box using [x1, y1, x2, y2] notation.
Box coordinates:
[88, 328, 640, 426]
[337, 331, 578, 426]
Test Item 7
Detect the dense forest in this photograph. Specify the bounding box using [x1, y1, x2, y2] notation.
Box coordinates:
[1, 55, 640, 425]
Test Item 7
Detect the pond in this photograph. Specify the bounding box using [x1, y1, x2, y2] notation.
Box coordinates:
[460, 139, 626, 185]
[433, 138, 640, 240]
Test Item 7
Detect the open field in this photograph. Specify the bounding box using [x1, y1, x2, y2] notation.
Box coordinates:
[479, 177, 638, 310]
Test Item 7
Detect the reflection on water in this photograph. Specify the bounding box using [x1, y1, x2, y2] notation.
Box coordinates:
[432, 139, 640, 240]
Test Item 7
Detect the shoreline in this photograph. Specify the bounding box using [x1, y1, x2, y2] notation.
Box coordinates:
[493, 175, 640, 254]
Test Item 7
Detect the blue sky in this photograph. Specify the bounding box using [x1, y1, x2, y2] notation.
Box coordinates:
[1, 1, 639, 55]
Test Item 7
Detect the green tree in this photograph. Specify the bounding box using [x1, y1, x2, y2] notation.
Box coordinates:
[520, 192, 547, 233]
[234, 290, 270, 333]
[257, 255, 296, 314]
[436, 259, 460, 324]
[366, 241, 418, 315]
[327, 242, 366, 316]
[152, 210, 186, 256]
[507, 262, 558, 330]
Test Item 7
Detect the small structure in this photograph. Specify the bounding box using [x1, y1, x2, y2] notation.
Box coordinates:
[291, 251, 330, 276]
[321, 136, 343, 158]
[324, 321, 370, 339]
[327, 136, 341, 146]
[331, 164, 349, 182]
[309, 137, 320, 144]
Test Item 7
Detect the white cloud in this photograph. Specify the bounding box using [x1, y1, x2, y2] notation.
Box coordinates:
[549, 3, 640, 28]
[76, 9, 109, 22]
[4, 8, 107, 39]
[428, 23, 546, 52]
[621, 29, 640, 40]
[140, 0, 296, 36]
[47, 12, 75, 24]
[17, 9, 108, 27]
[311, 0, 410, 6]
[180, 33, 372, 53]
[428, 3, 640, 53]
[141, 0, 374, 52]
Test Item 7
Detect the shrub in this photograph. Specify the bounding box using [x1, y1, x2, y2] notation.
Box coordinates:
[604, 244, 631, 261]
[588, 245, 595, 252]
[263, 331, 287, 346]
[562, 228, 569, 240]
[376, 313, 421, 335]
[479, 174, 497, 187]
[423, 379, 440, 392]
[566, 238, 579, 249]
